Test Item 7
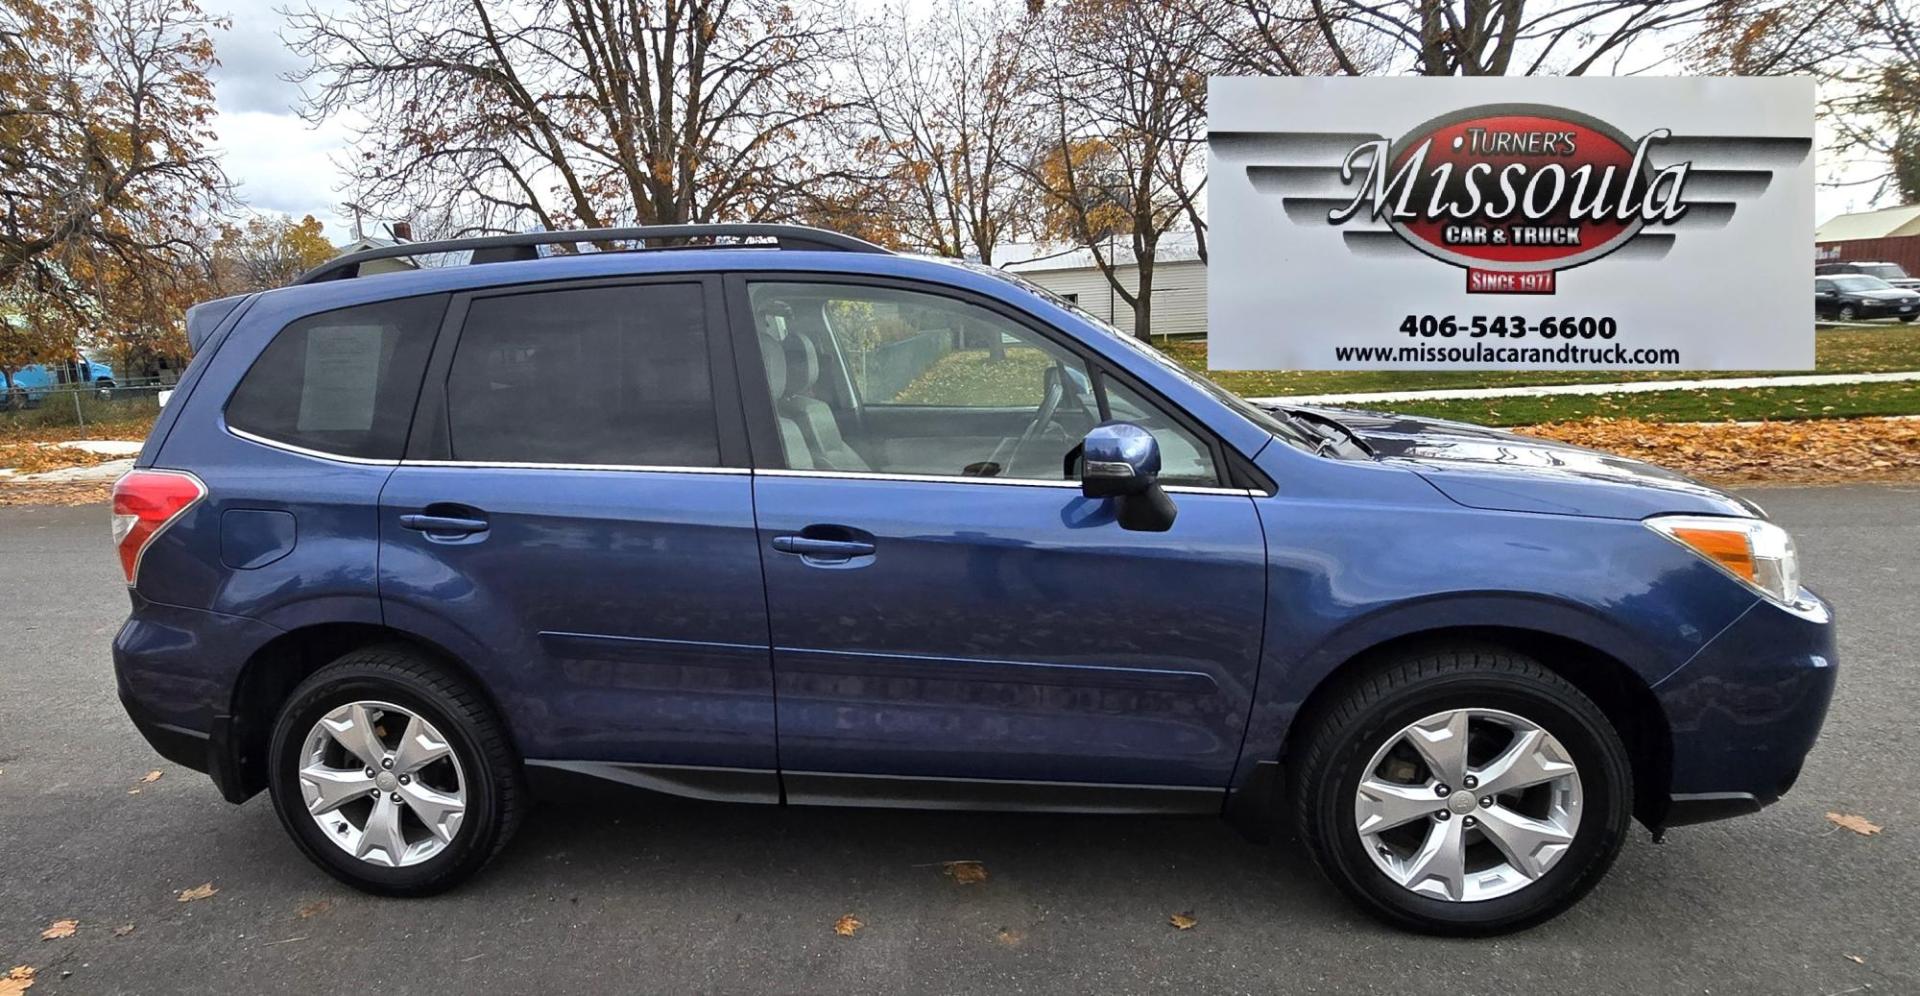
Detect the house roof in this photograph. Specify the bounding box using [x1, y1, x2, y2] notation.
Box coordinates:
[1816, 205, 1920, 242]
[1001, 231, 1203, 273]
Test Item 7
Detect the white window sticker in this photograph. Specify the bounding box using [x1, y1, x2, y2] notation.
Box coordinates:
[297, 324, 384, 432]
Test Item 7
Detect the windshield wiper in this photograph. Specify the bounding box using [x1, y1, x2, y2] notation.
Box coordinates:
[1282, 407, 1375, 457]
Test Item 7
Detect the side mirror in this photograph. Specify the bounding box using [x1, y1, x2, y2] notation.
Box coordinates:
[1078, 422, 1177, 532]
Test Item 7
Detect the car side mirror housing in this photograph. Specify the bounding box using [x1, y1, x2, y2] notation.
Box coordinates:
[1078, 422, 1177, 532]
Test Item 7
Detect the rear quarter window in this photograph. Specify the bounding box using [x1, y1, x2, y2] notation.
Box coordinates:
[225, 294, 446, 460]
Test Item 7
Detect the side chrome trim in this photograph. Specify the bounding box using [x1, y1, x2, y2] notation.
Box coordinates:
[759, 467, 1079, 489]
[401, 458, 751, 475]
[759, 467, 1254, 495]
[226, 426, 400, 466]
[227, 425, 1257, 493]
[1164, 485, 1263, 497]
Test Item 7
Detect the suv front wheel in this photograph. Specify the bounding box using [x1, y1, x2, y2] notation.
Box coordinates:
[266, 646, 526, 895]
[1291, 646, 1633, 935]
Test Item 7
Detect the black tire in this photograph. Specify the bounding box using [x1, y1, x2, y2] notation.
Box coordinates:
[1901, 315, 1917, 324]
[1838, 304, 1857, 321]
[1290, 645, 1632, 936]
[266, 646, 525, 896]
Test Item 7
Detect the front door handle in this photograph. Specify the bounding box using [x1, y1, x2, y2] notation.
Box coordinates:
[399, 513, 489, 535]
[772, 536, 876, 559]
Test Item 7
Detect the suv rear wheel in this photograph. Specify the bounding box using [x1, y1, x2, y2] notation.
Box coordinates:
[266, 646, 525, 895]
[1291, 646, 1632, 935]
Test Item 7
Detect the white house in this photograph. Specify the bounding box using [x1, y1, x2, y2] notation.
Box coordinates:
[1002, 232, 1206, 339]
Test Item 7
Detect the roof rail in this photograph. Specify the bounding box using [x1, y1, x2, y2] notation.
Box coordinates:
[295, 224, 891, 285]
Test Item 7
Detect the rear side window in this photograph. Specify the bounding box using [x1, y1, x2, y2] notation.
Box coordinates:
[443, 283, 719, 467]
[226, 295, 445, 460]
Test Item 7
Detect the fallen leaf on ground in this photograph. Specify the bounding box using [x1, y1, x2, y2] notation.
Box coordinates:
[139, 770, 162, 783]
[1169, 912, 1197, 930]
[296, 899, 332, 919]
[0, 965, 33, 995]
[942, 860, 988, 885]
[176, 882, 218, 902]
[1845, 954, 1865, 964]
[996, 927, 1024, 946]
[1524, 417, 1920, 486]
[832, 914, 863, 937]
[1826, 812, 1882, 836]
[111, 924, 135, 938]
[38, 920, 75, 941]
[127, 788, 141, 795]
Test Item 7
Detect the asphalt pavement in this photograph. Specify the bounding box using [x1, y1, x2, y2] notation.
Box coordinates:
[2, 485, 1916, 995]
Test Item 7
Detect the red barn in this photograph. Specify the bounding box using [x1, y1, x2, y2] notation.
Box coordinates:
[1816, 205, 1920, 275]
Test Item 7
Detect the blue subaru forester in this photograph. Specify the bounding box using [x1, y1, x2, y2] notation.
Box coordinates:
[112, 225, 1835, 934]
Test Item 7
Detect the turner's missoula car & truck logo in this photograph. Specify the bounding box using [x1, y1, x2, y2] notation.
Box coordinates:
[1328, 105, 1695, 294]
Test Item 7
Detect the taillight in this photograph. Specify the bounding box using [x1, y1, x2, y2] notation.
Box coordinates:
[111, 469, 206, 585]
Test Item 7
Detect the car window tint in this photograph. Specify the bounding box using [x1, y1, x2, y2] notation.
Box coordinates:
[445, 283, 719, 467]
[1101, 377, 1221, 487]
[747, 282, 1095, 481]
[226, 294, 446, 460]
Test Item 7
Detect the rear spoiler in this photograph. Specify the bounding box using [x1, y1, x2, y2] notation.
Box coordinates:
[185, 293, 252, 354]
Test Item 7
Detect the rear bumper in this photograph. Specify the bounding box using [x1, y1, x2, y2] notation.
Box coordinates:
[1652, 591, 1836, 827]
[119, 685, 212, 773]
[113, 594, 278, 802]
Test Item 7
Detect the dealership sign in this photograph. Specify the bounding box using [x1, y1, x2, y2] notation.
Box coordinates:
[1208, 78, 1814, 370]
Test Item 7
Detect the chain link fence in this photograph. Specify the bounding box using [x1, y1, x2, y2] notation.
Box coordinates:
[1, 379, 170, 435]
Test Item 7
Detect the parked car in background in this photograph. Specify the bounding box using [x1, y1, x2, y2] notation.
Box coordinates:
[2, 355, 117, 408]
[1815, 260, 1920, 290]
[114, 225, 1836, 936]
[1814, 275, 1920, 322]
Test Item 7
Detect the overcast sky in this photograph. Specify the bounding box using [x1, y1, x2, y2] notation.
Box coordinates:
[209, 2, 361, 240]
[207, 5, 1890, 247]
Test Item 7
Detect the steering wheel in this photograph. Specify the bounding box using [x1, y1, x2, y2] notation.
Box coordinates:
[1000, 365, 1072, 476]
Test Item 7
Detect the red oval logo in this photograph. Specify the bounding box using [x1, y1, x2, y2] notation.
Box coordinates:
[1328, 104, 1690, 276]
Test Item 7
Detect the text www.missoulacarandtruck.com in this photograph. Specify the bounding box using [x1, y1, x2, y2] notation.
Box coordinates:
[1333, 342, 1684, 367]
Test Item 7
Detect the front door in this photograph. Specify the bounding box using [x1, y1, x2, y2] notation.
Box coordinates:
[732, 277, 1267, 803]
[379, 276, 779, 793]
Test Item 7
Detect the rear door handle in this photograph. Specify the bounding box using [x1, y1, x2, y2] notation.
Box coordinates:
[400, 513, 489, 535]
[772, 536, 875, 559]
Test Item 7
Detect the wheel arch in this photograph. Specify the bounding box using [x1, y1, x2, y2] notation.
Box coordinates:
[1280, 625, 1673, 830]
[220, 622, 514, 802]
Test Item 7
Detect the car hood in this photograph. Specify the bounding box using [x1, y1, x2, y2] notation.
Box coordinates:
[1294, 406, 1761, 520]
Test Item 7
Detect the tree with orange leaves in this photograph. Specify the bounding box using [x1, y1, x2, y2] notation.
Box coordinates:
[0, 0, 229, 395]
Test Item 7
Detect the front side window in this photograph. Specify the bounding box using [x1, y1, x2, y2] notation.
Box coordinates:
[1102, 378, 1220, 487]
[746, 282, 1219, 486]
[226, 294, 445, 460]
[444, 283, 720, 467]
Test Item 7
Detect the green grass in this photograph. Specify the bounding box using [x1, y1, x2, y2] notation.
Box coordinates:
[0, 393, 158, 439]
[1384, 379, 1920, 426]
[892, 347, 1052, 406]
[1161, 325, 1920, 399]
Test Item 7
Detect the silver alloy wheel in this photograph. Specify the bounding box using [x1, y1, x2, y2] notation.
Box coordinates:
[1354, 708, 1582, 902]
[298, 700, 467, 867]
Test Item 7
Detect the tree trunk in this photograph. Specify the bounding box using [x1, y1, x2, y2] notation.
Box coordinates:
[1132, 259, 1154, 343]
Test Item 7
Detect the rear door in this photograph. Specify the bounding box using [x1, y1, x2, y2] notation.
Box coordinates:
[378, 275, 778, 794]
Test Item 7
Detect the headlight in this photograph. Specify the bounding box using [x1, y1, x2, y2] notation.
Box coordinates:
[1646, 514, 1801, 605]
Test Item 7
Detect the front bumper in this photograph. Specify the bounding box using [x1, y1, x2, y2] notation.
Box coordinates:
[1854, 300, 1920, 317]
[1651, 591, 1836, 827]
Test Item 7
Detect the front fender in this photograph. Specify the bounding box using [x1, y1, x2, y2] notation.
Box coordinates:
[1230, 495, 1759, 797]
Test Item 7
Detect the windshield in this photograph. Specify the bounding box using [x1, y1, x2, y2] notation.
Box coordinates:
[1832, 275, 1894, 292]
[960, 262, 1319, 451]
